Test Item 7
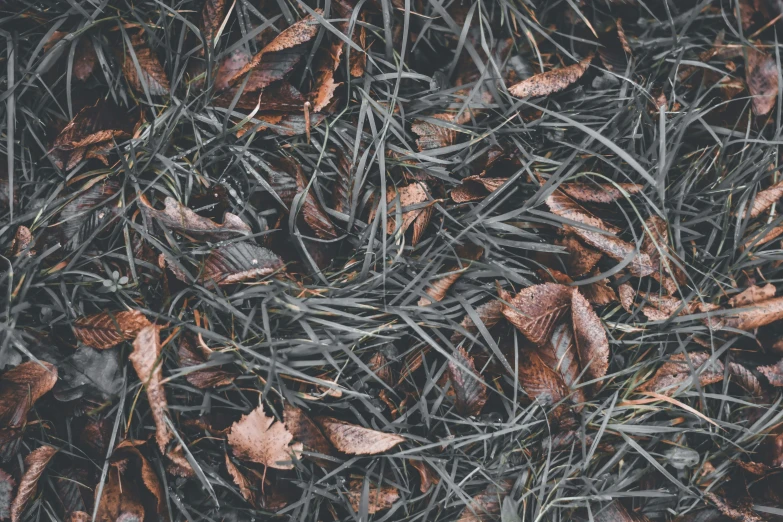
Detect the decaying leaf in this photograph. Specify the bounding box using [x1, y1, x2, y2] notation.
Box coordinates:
[456, 479, 513, 522]
[201, 0, 226, 50]
[729, 284, 776, 307]
[315, 417, 405, 455]
[581, 277, 618, 306]
[382, 182, 433, 244]
[447, 348, 488, 416]
[451, 175, 509, 203]
[716, 296, 783, 330]
[639, 352, 724, 395]
[228, 405, 302, 469]
[201, 242, 284, 285]
[368, 352, 395, 386]
[346, 480, 400, 514]
[412, 110, 474, 151]
[546, 191, 654, 277]
[744, 179, 783, 219]
[409, 459, 439, 493]
[757, 358, 783, 387]
[122, 33, 170, 96]
[509, 53, 594, 98]
[640, 215, 686, 293]
[517, 349, 570, 407]
[728, 362, 764, 396]
[418, 245, 483, 306]
[706, 492, 765, 522]
[225, 454, 257, 507]
[0, 361, 58, 428]
[283, 404, 333, 459]
[10, 445, 58, 522]
[594, 501, 646, 522]
[95, 460, 146, 522]
[140, 196, 250, 240]
[745, 45, 778, 116]
[288, 160, 337, 239]
[451, 299, 505, 341]
[178, 336, 236, 389]
[73, 310, 151, 350]
[0, 468, 14, 520]
[112, 439, 167, 515]
[558, 235, 603, 277]
[500, 283, 573, 346]
[312, 42, 343, 112]
[571, 290, 609, 382]
[10, 226, 33, 257]
[560, 182, 643, 203]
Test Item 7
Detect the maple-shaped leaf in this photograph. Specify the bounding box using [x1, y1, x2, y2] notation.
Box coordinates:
[456, 479, 513, 522]
[0, 361, 58, 428]
[315, 417, 404, 454]
[743, 179, 783, 219]
[500, 283, 573, 346]
[508, 53, 593, 98]
[639, 352, 724, 395]
[201, 242, 284, 286]
[283, 404, 333, 459]
[546, 190, 654, 277]
[10, 445, 58, 522]
[228, 405, 303, 469]
[73, 310, 150, 350]
[571, 290, 609, 382]
[728, 284, 776, 308]
[746, 45, 778, 116]
[140, 195, 250, 240]
[451, 299, 504, 342]
[451, 175, 509, 203]
[345, 480, 400, 514]
[419, 244, 483, 306]
[447, 348, 488, 416]
[560, 182, 642, 204]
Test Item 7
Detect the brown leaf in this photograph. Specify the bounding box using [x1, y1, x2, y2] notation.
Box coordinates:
[50, 102, 131, 171]
[558, 235, 603, 277]
[178, 336, 236, 389]
[226, 13, 322, 89]
[67, 511, 90, 522]
[581, 277, 618, 306]
[746, 45, 778, 116]
[742, 223, 783, 251]
[729, 284, 776, 308]
[594, 501, 647, 522]
[140, 195, 250, 241]
[130, 326, 173, 455]
[418, 245, 483, 306]
[315, 417, 405, 455]
[224, 454, 257, 507]
[412, 111, 474, 151]
[113, 439, 167, 515]
[451, 299, 504, 342]
[289, 160, 337, 239]
[451, 175, 509, 203]
[717, 296, 783, 330]
[94, 463, 146, 522]
[447, 348, 488, 416]
[349, 16, 367, 77]
[73, 310, 151, 350]
[728, 362, 764, 396]
[10, 226, 34, 257]
[311, 41, 343, 112]
[72, 37, 97, 81]
[409, 460, 438, 493]
[214, 49, 250, 91]
[201, 0, 226, 50]
[382, 182, 433, 244]
[560, 182, 643, 204]
[0, 361, 58, 429]
[641, 215, 686, 293]
[536, 322, 586, 403]
[201, 242, 284, 286]
[571, 290, 609, 382]
[456, 479, 513, 522]
[10, 445, 58, 522]
[508, 53, 594, 98]
[228, 405, 302, 469]
[122, 34, 170, 96]
[745, 179, 783, 219]
[368, 352, 395, 386]
[639, 352, 724, 395]
[757, 358, 783, 387]
[546, 191, 654, 277]
[346, 480, 400, 514]
[706, 492, 765, 522]
[0, 467, 15, 520]
[283, 404, 333, 459]
[517, 349, 570, 407]
[501, 283, 573, 346]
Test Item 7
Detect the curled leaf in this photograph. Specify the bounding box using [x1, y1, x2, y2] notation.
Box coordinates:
[10, 445, 58, 522]
[639, 352, 724, 395]
[641, 215, 686, 293]
[178, 336, 236, 389]
[228, 405, 302, 469]
[311, 41, 343, 112]
[501, 283, 573, 346]
[130, 326, 173, 455]
[383, 182, 433, 244]
[346, 480, 400, 514]
[728, 362, 764, 396]
[315, 417, 405, 455]
[10, 226, 33, 257]
[447, 348, 488, 416]
[73, 310, 151, 350]
[201, 242, 284, 286]
[744, 179, 783, 219]
[419, 245, 483, 306]
[517, 349, 570, 407]
[225, 454, 257, 507]
[409, 459, 439, 493]
[140, 196, 250, 240]
[0, 361, 58, 428]
[509, 53, 593, 98]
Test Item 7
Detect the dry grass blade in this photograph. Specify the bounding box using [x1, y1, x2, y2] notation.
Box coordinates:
[10, 445, 58, 522]
[0, 361, 58, 428]
[315, 417, 404, 454]
[745, 45, 778, 116]
[228, 405, 302, 470]
[346, 480, 399, 514]
[571, 290, 609, 382]
[447, 347, 488, 416]
[509, 53, 594, 98]
[73, 310, 150, 350]
[561, 182, 642, 203]
[639, 352, 724, 395]
[500, 283, 572, 346]
[594, 500, 646, 521]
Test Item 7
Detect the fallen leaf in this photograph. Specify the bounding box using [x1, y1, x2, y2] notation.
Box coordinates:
[706, 492, 764, 522]
[451, 299, 505, 342]
[500, 283, 573, 346]
[409, 459, 439, 493]
[581, 277, 618, 306]
[451, 175, 509, 203]
[744, 179, 783, 219]
[571, 289, 609, 382]
[140, 196, 251, 240]
[72, 37, 97, 81]
[509, 53, 593, 98]
[639, 352, 724, 395]
[346, 480, 400, 514]
[0, 361, 58, 428]
[287, 160, 337, 239]
[368, 352, 395, 386]
[178, 335, 236, 389]
[10, 226, 33, 257]
[10, 445, 58, 522]
[315, 417, 405, 455]
[418, 245, 483, 306]
[50, 103, 130, 171]
[729, 284, 776, 307]
[412, 110, 474, 151]
[594, 501, 646, 522]
[447, 348, 488, 416]
[311, 41, 343, 112]
[640, 215, 687, 294]
[598, 22, 632, 73]
[201, 242, 284, 285]
[214, 49, 250, 91]
[558, 235, 603, 277]
[517, 349, 570, 407]
[67, 512, 91, 522]
[94, 462, 146, 522]
[122, 33, 170, 95]
[546, 190, 654, 277]
[112, 439, 167, 515]
[728, 362, 764, 396]
[201, 0, 226, 50]
[536, 322, 586, 404]
[283, 404, 333, 459]
[225, 454, 257, 506]
[73, 310, 151, 350]
[745, 45, 778, 116]
[757, 358, 783, 387]
[0, 468, 14, 520]
[716, 296, 783, 330]
[54, 346, 123, 401]
[456, 479, 513, 522]
[130, 326, 173, 456]
[228, 405, 302, 470]
[560, 182, 643, 203]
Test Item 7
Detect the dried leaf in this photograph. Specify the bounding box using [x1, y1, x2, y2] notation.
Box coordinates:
[581, 277, 618, 306]
[95, 462, 146, 522]
[560, 182, 643, 203]
[571, 290, 609, 382]
[640, 215, 686, 293]
[639, 352, 724, 395]
[412, 110, 474, 151]
[728, 362, 764, 396]
[201, 242, 284, 285]
[501, 283, 573, 346]
[706, 492, 765, 522]
[447, 348, 488, 416]
[517, 349, 570, 406]
[10, 226, 33, 257]
[418, 245, 483, 306]
[383, 182, 433, 243]
[509, 53, 593, 98]
[451, 176, 509, 203]
[283, 404, 332, 459]
[717, 296, 783, 330]
[225, 454, 257, 507]
[50, 103, 130, 171]
[757, 358, 783, 387]
[72, 37, 97, 81]
[0, 468, 14, 520]
[311, 42, 343, 112]
[409, 459, 438, 493]
[0, 361, 58, 428]
[288, 160, 337, 239]
[456, 479, 513, 522]
[130, 326, 172, 455]
[451, 299, 504, 342]
[536, 322, 586, 404]
[346, 480, 400, 514]
[122, 34, 170, 95]
[746, 46, 778, 116]
[67, 511, 91, 522]
[558, 235, 602, 277]
[140, 196, 250, 240]
[113, 439, 167, 514]
[315, 417, 405, 455]
[201, 0, 226, 50]
[214, 49, 250, 91]
[546, 191, 654, 277]
[73, 310, 151, 350]
[745, 179, 783, 219]
[368, 352, 395, 386]
[228, 405, 302, 469]
[729, 284, 776, 308]
[10, 445, 58, 522]
[594, 501, 646, 522]
[178, 336, 236, 389]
